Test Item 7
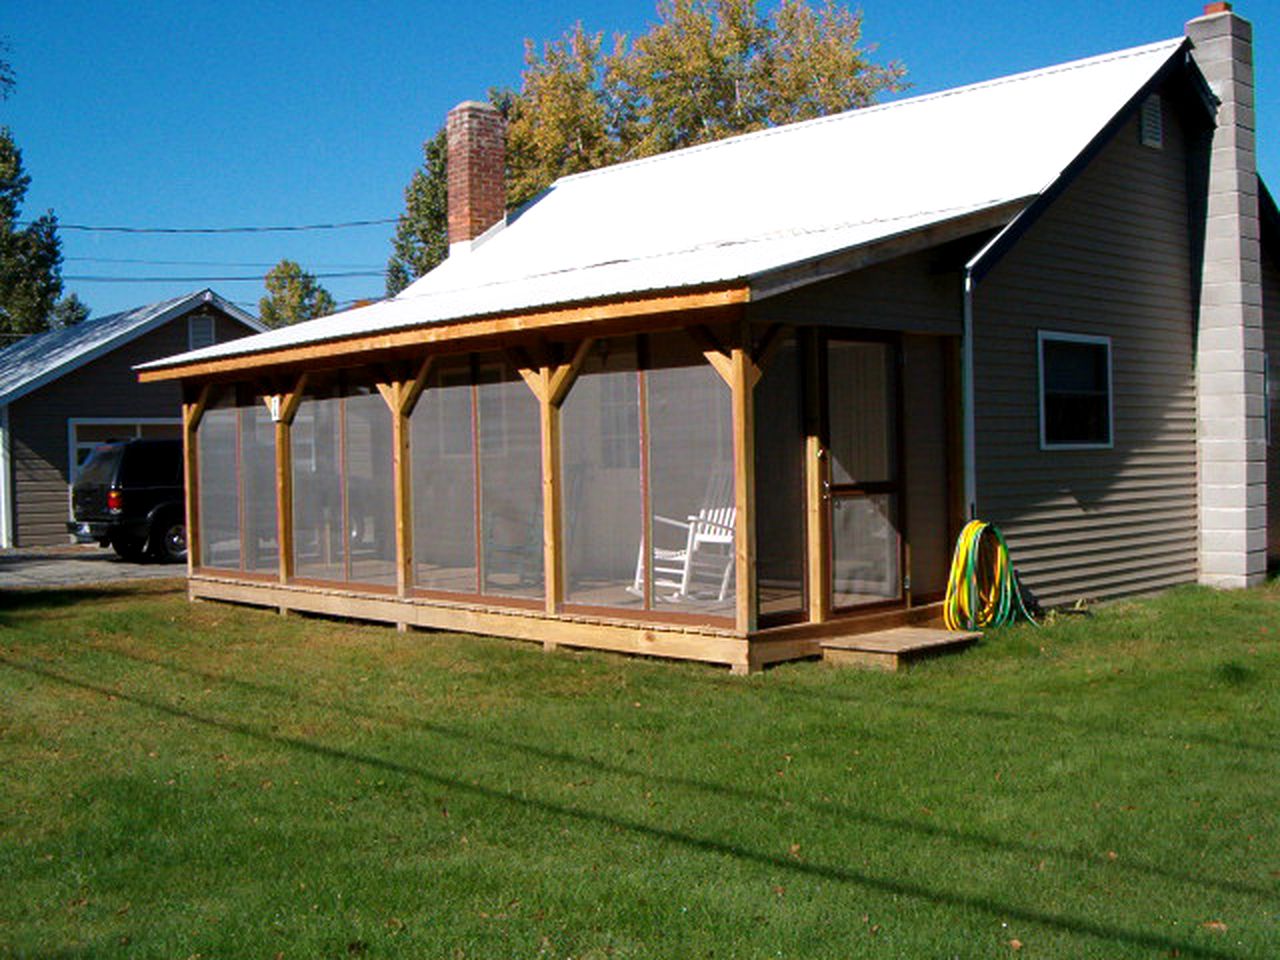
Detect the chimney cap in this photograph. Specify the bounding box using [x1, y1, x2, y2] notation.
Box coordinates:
[1203, 2, 1233, 14]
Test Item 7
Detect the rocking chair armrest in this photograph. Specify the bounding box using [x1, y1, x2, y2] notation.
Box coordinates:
[653, 514, 693, 531]
[687, 516, 735, 534]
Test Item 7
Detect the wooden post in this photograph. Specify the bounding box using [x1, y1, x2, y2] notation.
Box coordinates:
[540, 373, 563, 620]
[803, 332, 830, 623]
[182, 383, 212, 578]
[269, 375, 309, 589]
[730, 340, 758, 636]
[514, 343, 591, 627]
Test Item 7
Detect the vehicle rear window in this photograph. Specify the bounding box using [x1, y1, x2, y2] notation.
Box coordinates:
[119, 441, 184, 487]
[77, 445, 124, 486]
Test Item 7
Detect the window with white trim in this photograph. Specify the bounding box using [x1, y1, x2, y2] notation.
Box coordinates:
[1038, 331, 1113, 449]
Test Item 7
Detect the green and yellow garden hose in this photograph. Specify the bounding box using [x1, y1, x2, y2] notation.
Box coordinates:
[943, 520, 1038, 631]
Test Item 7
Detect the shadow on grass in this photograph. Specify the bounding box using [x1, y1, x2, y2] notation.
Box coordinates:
[0, 584, 183, 621]
[91, 643, 1275, 904]
[0, 652, 1250, 960]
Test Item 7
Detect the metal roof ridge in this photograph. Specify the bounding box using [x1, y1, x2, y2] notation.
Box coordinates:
[552, 36, 1185, 187]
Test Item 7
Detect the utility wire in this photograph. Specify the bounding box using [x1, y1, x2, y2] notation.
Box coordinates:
[66, 256, 384, 269]
[18, 217, 398, 234]
[65, 271, 384, 283]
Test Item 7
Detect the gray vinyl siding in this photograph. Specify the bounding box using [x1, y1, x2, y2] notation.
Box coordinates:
[749, 246, 965, 335]
[1264, 245, 1280, 564]
[8, 309, 254, 546]
[973, 96, 1200, 606]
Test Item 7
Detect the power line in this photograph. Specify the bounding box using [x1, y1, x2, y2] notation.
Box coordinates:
[66, 256, 385, 269]
[20, 217, 398, 235]
[65, 270, 384, 283]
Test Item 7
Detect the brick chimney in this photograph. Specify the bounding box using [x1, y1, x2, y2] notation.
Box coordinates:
[446, 101, 506, 255]
[1186, 3, 1268, 587]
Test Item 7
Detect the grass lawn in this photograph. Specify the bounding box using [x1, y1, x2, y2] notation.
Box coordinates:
[0, 580, 1277, 958]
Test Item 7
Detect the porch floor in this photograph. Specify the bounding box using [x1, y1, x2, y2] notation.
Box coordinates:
[821, 626, 981, 672]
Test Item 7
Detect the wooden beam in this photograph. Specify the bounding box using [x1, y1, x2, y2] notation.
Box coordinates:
[730, 343, 758, 634]
[375, 381, 401, 414]
[539, 384, 564, 616]
[687, 325, 735, 386]
[275, 419, 294, 584]
[803, 332, 830, 623]
[514, 365, 547, 402]
[751, 323, 787, 380]
[187, 383, 213, 431]
[546, 338, 594, 407]
[399, 355, 435, 417]
[391, 407, 413, 598]
[137, 286, 751, 382]
[277, 373, 309, 425]
[182, 400, 203, 576]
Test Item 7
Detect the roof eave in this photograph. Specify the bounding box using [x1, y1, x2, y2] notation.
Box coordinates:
[0, 290, 260, 407]
[136, 284, 752, 384]
[967, 39, 1204, 283]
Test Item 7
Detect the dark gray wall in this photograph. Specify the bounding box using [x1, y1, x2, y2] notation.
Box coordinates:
[10, 310, 252, 546]
[1264, 239, 1280, 563]
[973, 91, 1202, 605]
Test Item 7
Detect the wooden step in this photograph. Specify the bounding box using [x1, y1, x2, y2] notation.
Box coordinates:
[821, 626, 980, 672]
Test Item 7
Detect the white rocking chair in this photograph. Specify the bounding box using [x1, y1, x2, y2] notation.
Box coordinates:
[632, 471, 736, 603]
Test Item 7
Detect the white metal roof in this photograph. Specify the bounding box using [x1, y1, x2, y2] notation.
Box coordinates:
[140, 37, 1186, 371]
[0, 289, 261, 405]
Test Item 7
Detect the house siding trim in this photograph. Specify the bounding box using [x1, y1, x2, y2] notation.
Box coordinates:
[0, 404, 11, 548]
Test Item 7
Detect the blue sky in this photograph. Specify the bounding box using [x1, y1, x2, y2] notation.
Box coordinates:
[4, 1, 1277, 318]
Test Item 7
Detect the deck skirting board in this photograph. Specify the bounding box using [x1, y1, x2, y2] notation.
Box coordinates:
[189, 575, 751, 670]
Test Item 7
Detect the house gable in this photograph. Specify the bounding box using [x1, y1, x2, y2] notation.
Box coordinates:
[969, 74, 1208, 604]
[7, 305, 258, 546]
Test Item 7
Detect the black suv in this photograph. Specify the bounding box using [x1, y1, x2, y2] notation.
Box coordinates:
[68, 438, 187, 563]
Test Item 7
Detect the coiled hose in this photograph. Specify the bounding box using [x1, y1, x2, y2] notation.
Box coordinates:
[943, 520, 1038, 630]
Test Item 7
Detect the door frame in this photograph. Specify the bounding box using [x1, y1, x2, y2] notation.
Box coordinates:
[816, 330, 909, 615]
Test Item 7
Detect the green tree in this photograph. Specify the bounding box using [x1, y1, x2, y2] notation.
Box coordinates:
[51, 292, 90, 327]
[0, 39, 14, 100]
[387, 0, 905, 291]
[385, 129, 448, 296]
[259, 259, 336, 328]
[0, 127, 65, 337]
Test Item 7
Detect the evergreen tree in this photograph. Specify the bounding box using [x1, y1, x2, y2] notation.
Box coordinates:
[385, 129, 448, 296]
[51, 292, 90, 327]
[259, 259, 336, 328]
[0, 127, 65, 337]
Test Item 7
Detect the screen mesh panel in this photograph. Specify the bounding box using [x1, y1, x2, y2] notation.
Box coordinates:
[240, 404, 278, 574]
[198, 407, 240, 570]
[753, 337, 805, 616]
[478, 366, 543, 598]
[831, 493, 900, 606]
[292, 395, 344, 582]
[345, 391, 396, 586]
[647, 359, 735, 616]
[410, 365, 478, 593]
[561, 350, 643, 608]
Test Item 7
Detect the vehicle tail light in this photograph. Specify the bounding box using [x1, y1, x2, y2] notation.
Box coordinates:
[107, 489, 124, 513]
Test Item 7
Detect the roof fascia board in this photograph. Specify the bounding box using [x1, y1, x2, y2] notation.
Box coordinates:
[205, 290, 266, 332]
[0, 293, 257, 407]
[967, 40, 1202, 284]
[748, 199, 1031, 302]
[136, 285, 751, 383]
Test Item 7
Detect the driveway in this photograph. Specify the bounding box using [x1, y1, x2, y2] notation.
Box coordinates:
[0, 545, 185, 590]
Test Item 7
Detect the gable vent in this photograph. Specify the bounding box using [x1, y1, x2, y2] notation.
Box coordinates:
[1140, 94, 1164, 148]
[188, 314, 215, 350]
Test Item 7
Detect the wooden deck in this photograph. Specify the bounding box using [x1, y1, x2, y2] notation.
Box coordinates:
[821, 626, 980, 671]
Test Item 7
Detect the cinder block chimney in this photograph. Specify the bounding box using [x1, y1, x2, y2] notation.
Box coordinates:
[1186, 2, 1268, 587]
[446, 100, 506, 255]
